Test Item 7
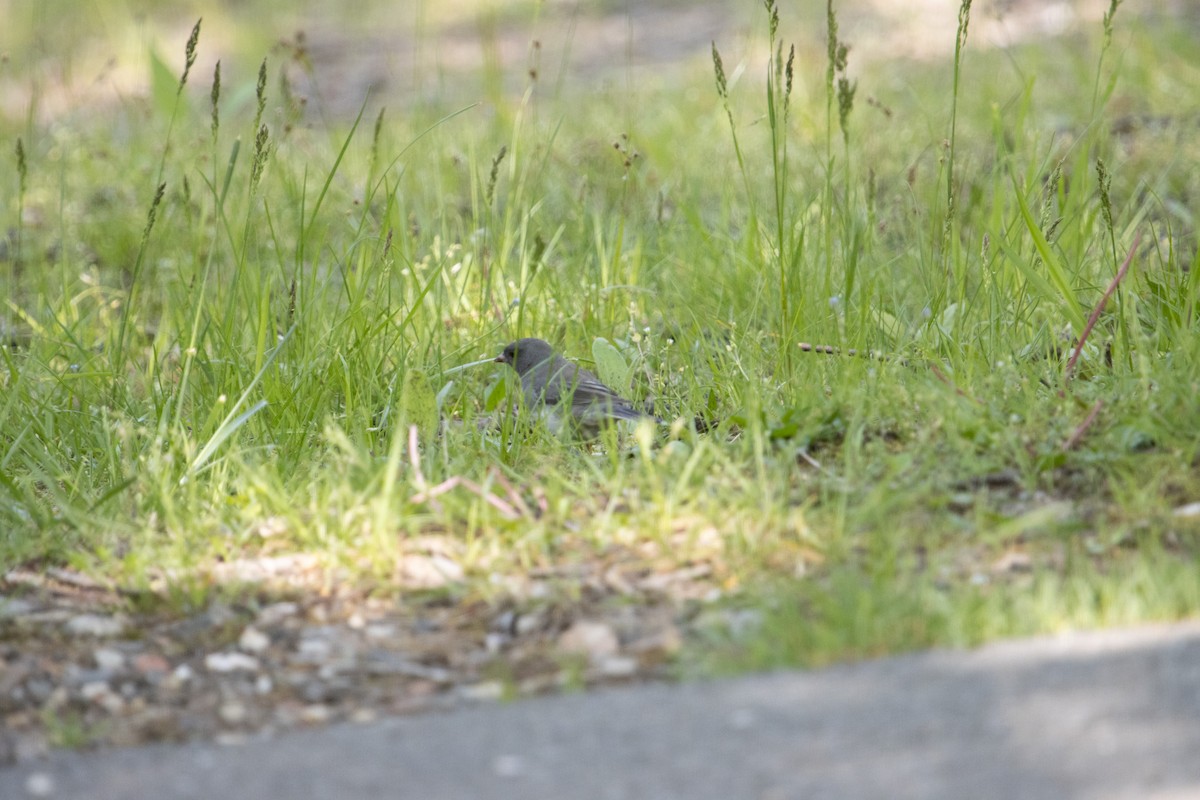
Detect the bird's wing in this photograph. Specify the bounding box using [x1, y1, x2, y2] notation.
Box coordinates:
[569, 368, 646, 420]
[529, 358, 646, 422]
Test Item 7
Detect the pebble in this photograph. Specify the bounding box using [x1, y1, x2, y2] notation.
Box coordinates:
[93, 647, 125, 672]
[300, 681, 330, 703]
[80, 681, 125, 714]
[398, 554, 464, 589]
[64, 614, 125, 637]
[296, 637, 334, 662]
[204, 653, 260, 673]
[79, 681, 109, 700]
[459, 681, 504, 702]
[132, 653, 171, 677]
[557, 620, 620, 661]
[300, 704, 331, 724]
[256, 602, 300, 626]
[238, 626, 271, 653]
[24, 678, 54, 703]
[219, 701, 248, 725]
[365, 623, 396, 640]
[349, 708, 377, 724]
[1173, 501, 1200, 517]
[491, 610, 517, 633]
[515, 611, 545, 636]
[0, 598, 36, 619]
[63, 665, 114, 687]
[598, 655, 638, 678]
[169, 664, 195, 686]
[25, 772, 55, 797]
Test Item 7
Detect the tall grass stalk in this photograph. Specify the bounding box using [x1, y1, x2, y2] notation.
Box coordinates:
[941, 0, 972, 304]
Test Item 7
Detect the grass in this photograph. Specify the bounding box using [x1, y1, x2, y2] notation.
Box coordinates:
[2, 0, 1199, 677]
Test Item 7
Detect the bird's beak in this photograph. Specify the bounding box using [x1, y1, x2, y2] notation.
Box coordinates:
[494, 355, 506, 363]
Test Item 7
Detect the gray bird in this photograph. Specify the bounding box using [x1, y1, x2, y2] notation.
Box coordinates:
[495, 338, 653, 435]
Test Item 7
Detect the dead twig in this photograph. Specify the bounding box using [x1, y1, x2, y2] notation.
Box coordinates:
[798, 341, 907, 366]
[1065, 231, 1141, 385]
[489, 468, 533, 517]
[1063, 399, 1103, 451]
[457, 477, 521, 519]
[409, 475, 521, 520]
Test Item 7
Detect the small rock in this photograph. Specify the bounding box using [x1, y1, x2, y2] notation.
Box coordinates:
[0, 598, 36, 619]
[300, 680, 331, 704]
[64, 614, 125, 637]
[598, 655, 639, 678]
[626, 625, 684, 660]
[349, 708, 377, 724]
[361, 652, 452, 683]
[397, 554, 464, 589]
[79, 681, 110, 701]
[296, 636, 333, 662]
[219, 702, 248, 725]
[44, 687, 68, 711]
[132, 653, 171, 677]
[80, 681, 124, 714]
[1172, 501, 1200, 518]
[167, 663, 195, 687]
[204, 652, 260, 673]
[238, 626, 270, 653]
[300, 704, 331, 724]
[364, 623, 396, 640]
[257, 602, 300, 626]
[25, 772, 55, 797]
[63, 665, 114, 687]
[24, 679, 54, 703]
[255, 675, 274, 695]
[491, 610, 517, 633]
[557, 620, 620, 662]
[515, 611, 546, 637]
[459, 681, 504, 702]
[93, 647, 125, 672]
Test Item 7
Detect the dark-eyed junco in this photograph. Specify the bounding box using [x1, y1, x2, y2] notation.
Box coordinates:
[495, 338, 654, 436]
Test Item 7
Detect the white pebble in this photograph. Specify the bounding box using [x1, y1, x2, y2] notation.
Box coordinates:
[25, 772, 55, 797]
[204, 652, 260, 673]
[238, 626, 271, 653]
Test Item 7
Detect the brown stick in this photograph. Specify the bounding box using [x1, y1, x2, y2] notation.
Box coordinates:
[797, 342, 904, 365]
[1063, 399, 1103, 451]
[1065, 231, 1142, 384]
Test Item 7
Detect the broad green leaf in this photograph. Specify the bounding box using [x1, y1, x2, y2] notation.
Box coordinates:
[149, 49, 182, 119]
[592, 338, 631, 394]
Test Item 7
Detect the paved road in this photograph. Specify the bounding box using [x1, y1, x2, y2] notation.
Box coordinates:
[5, 622, 1200, 800]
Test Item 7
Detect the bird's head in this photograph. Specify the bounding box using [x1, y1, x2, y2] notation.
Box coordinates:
[496, 338, 555, 376]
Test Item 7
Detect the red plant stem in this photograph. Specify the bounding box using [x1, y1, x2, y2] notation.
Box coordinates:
[1065, 231, 1142, 383]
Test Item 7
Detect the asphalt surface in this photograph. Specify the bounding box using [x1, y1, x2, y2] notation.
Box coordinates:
[5, 621, 1200, 800]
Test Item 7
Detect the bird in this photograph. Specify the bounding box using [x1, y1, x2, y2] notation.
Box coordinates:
[495, 338, 654, 436]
